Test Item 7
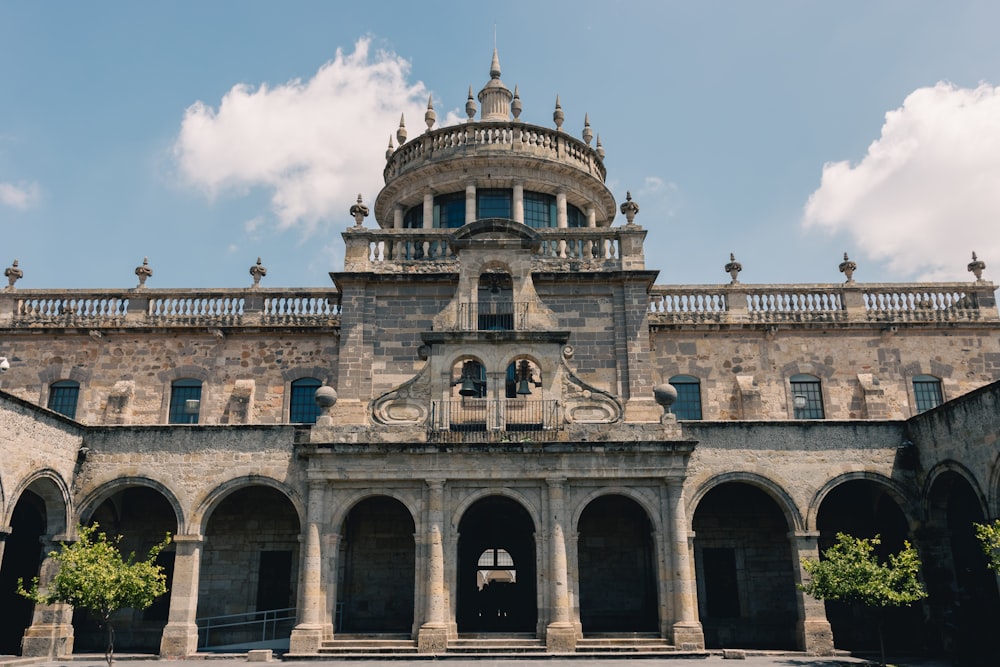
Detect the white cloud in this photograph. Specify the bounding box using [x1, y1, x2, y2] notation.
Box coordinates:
[0, 181, 40, 209]
[173, 37, 430, 234]
[803, 82, 1000, 281]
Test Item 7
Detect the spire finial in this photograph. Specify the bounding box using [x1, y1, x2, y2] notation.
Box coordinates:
[386, 135, 394, 161]
[396, 114, 407, 145]
[424, 94, 436, 131]
[466, 86, 477, 121]
[596, 134, 605, 159]
[490, 47, 501, 79]
[553, 95, 564, 131]
[582, 113, 593, 145]
[512, 85, 522, 120]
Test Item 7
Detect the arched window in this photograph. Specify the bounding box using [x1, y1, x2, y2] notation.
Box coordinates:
[668, 375, 702, 420]
[913, 375, 943, 413]
[169, 378, 202, 424]
[790, 374, 824, 419]
[453, 359, 487, 399]
[289, 377, 323, 423]
[505, 359, 541, 399]
[48, 380, 80, 419]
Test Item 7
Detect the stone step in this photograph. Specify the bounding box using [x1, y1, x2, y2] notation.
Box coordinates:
[318, 638, 418, 654]
[447, 636, 547, 654]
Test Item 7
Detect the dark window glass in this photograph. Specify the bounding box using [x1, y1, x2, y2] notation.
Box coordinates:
[434, 193, 466, 228]
[566, 203, 586, 228]
[913, 375, 943, 413]
[477, 189, 512, 220]
[169, 379, 202, 424]
[403, 206, 423, 229]
[48, 380, 80, 419]
[523, 192, 555, 228]
[790, 374, 824, 419]
[669, 375, 702, 420]
[290, 377, 323, 423]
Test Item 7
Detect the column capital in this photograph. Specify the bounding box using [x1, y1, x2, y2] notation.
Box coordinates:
[171, 534, 205, 545]
[789, 530, 821, 540]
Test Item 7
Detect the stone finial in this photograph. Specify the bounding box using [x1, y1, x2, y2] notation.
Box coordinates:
[466, 86, 477, 121]
[596, 134, 605, 159]
[582, 113, 593, 146]
[553, 95, 564, 131]
[385, 135, 394, 161]
[350, 194, 370, 227]
[249, 257, 267, 287]
[653, 383, 678, 424]
[489, 46, 502, 79]
[4, 259, 23, 290]
[839, 252, 857, 284]
[424, 94, 436, 131]
[134, 257, 152, 288]
[512, 85, 522, 119]
[725, 253, 742, 285]
[620, 191, 639, 225]
[314, 384, 338, 425]
[396, 113, 407, 145]
[968, 251, 986, 281]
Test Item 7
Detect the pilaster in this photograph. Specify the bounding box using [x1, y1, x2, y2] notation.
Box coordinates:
[665, 479, 704, 649]
[290, 482, 326, 655]
[789, 531, 834, 655]
[158, 535, 204, 657]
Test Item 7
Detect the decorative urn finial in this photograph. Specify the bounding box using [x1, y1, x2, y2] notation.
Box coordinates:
[424, 94, 436, 131]
[135, 257, 153, 288]
[350, 194, 370, 227]
[582, 113, 593, 146]
[249, 257, 267, 287]
[839, 252, 857, 284]
[4, 258, 23, 290]
[620, 191, 639, 225]
[725, 253, 743, 285]
[396, 114, 407, 145]
[968, 251, 986, 281]
[653, 383, 678, 424]
[511, 85, 522, 119]
[466, 86, 477, 121]
[553, 95, 564, 131]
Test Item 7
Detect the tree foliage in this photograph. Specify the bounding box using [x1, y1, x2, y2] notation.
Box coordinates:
[800, 533, 926, 666]
[974, 519, 1000, 573]
[18, 523, 171, 666]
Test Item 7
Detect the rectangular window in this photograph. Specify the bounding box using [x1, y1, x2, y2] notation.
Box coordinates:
[913, 376, 943, 413]
[523, 192, 555, 228]
[790, 375, 824, 419]
[48, 381, 80, 419]
[434, 194, 466, 228]
[477, 189, 512, 219]
[169, 380, 202, 424]
[669, 376, 702, 420]
[290, 378, 322, 423]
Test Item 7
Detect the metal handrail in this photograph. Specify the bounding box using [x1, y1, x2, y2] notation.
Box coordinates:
[197, 607, 295, 649]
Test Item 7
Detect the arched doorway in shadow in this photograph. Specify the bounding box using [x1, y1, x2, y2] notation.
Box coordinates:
[816, 479, 920, 653]
[577, 494, 658, 633]
[337, 496, 415, 633]
[457, 496, 537, 633]
[76, 485, 178, 652]
[925, 472, 1000, 659]
[692, 482, 797, 649]
[0, 491, 46, 655]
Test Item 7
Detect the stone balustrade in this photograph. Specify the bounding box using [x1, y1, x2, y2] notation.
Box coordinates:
[384, 121, 606, 184]
[649, 282, 999, 325]
[0, 288, 341, 328]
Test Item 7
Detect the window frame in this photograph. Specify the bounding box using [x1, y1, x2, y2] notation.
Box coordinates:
[289, 377, 323, 424]
[668, 375, 703, 420]
[47, 380, 80, 419]
[912, 374, 944, 413]
[168, 378, 203, 424]
[789, 374, 825, 419]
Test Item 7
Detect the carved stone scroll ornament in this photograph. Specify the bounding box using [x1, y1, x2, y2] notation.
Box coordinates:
[560, 348, 623, 423]
[370, 363, 431, 425]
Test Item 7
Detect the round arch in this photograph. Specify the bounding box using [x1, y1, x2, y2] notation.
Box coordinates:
[923, 461, 989, 519]
[806, 471, 918, 533]
[450, 487, 540, 534]
[77, 476, 184, 534]
[571, 486, 664, 536]
[328, 488, 420, 535]
[191, 475, 303, 536]
[7, 469, 72, 537]
[688, 472, 803, 533]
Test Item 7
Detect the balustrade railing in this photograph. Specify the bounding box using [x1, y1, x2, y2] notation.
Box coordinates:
[649, 283, 997, 324]
[458, 301, 530, 331]
[1, 288, 340, 327]
[429, 399, 561, 438]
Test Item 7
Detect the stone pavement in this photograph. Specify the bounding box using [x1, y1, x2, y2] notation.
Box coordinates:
[0, 654, 956, 667]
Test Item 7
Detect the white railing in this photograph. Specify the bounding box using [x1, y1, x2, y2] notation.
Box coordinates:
[197, 607, 295, 650]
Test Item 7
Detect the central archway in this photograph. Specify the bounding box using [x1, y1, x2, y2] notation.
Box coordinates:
[457, 496, 537, 633]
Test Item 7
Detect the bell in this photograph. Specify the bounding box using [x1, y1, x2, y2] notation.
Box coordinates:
[459, 377, 479, 397]
[516, 378, 532, 395]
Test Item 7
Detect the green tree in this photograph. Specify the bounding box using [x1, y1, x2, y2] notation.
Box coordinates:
[18, 523, 171, 667]
[974, 519, 1000, 573]
[799, 532, 927, 667]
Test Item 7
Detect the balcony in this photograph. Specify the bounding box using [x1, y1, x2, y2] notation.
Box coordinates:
[428, 399, 561, 443]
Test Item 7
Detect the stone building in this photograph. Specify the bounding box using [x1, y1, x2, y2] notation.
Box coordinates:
[1, 50, 999, 659]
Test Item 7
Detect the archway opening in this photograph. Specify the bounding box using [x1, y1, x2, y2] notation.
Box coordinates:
[74, 486, 177, 652]
[457, 496, 536, 633]
[578, 495, 658, 633]
[0, 491, 46, 655]
[337, 496, 415, 633]
[692, 482, 796, 649]
[816, 479, 919, 653]
[198, 486, 299, 649]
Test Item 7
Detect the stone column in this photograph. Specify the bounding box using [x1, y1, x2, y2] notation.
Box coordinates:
[422, 191, 434, 229]
[555, 192, 568, 258]
[789, 531, 834, 654]
[545, 478, 576, 652]
[393, 205, 403, 229]
[512, 182, 524, 224]
[0, 526, 9, 572]
[665, 479, 704, 649]
[158, 535, 204, 657]
[418, 479, 449, 652]
[465, 184, 476, 224]
[21, 537, 74, 658]
[290, 482, 326, 654]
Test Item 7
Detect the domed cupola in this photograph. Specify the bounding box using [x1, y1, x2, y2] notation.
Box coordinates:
[478, 48, 513, 121]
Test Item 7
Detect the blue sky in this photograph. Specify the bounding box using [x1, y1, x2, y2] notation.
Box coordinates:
[2, 1, 999, 289]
